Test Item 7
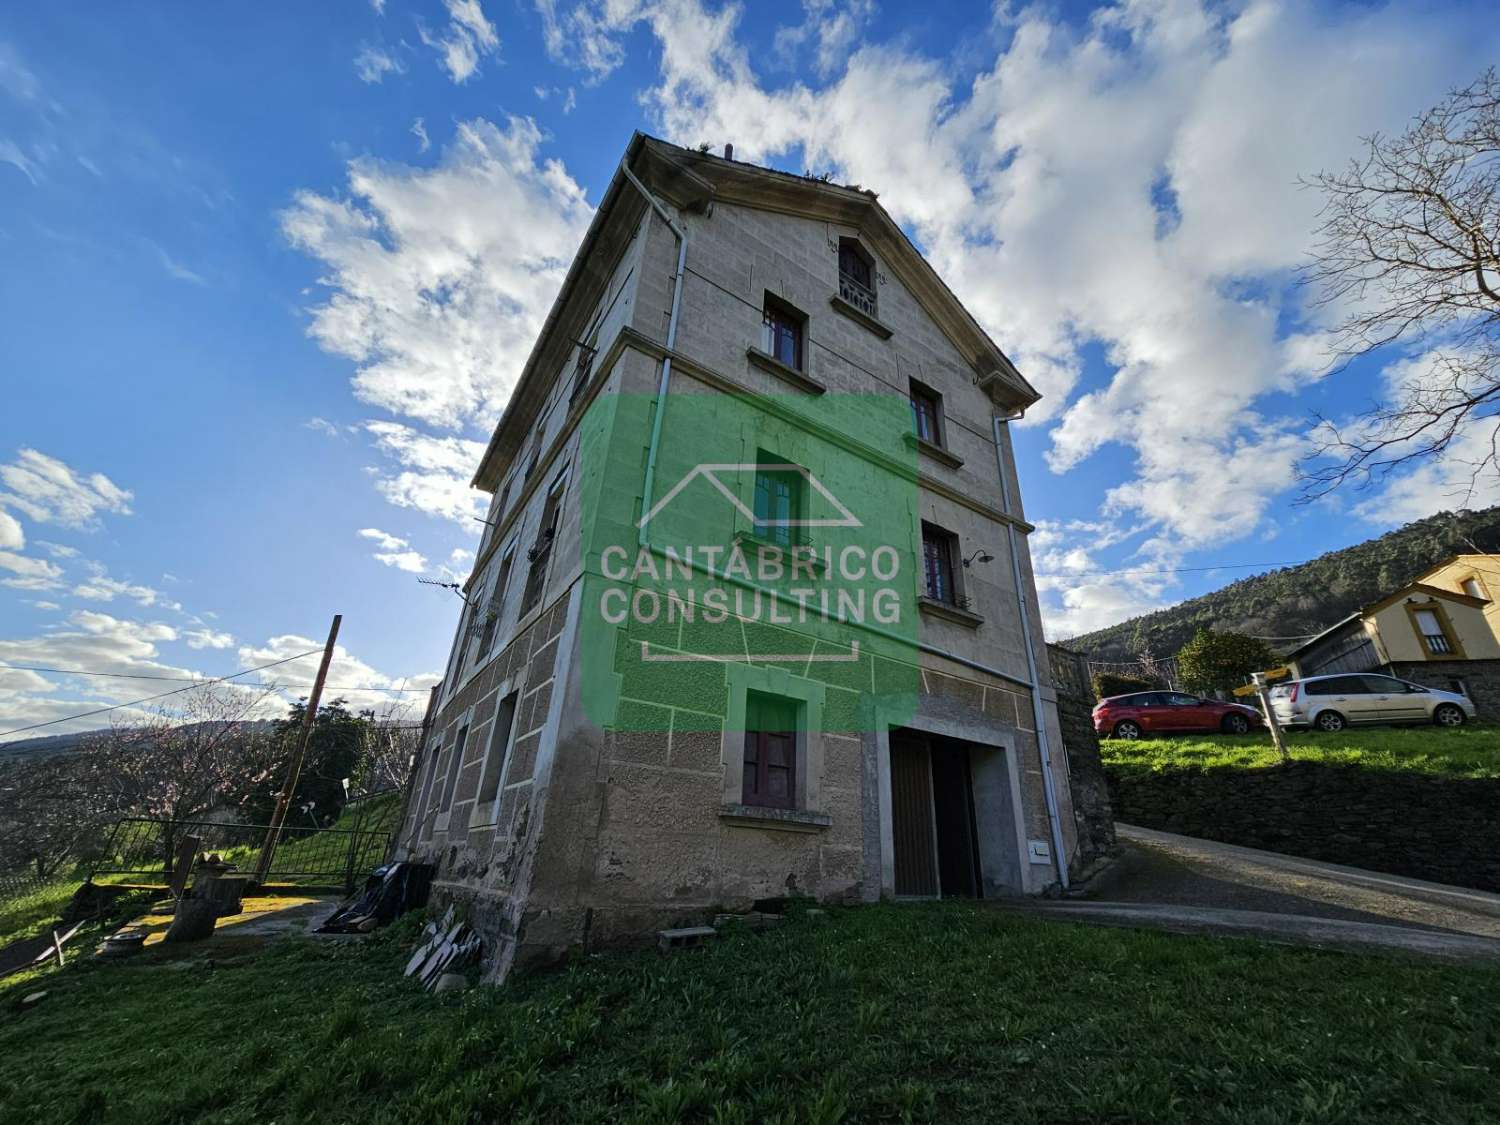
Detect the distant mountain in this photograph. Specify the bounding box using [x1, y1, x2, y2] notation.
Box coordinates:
[0, 730, 96, 763]
[1063, 507, 1500, 663]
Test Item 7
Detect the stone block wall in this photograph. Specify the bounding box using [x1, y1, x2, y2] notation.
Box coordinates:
[1046, 644, 1116, 874]
[1385, 658, 1500, 722]
[1109, 762, 1500, 892]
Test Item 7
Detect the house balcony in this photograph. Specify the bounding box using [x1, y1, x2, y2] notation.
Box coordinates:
[838, 271, 878, 319]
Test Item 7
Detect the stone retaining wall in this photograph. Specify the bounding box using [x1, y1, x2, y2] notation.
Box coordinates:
[1108, 762, 1500, 892]
[1047, 644, 1116, 874]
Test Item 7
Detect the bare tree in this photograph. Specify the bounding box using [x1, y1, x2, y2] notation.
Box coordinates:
[0, 752, 120, 880]
[1300, 68, 1500, 500]
[90, 682, 280, 875]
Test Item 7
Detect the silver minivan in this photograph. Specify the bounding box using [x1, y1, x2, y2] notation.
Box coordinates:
[1268, 673, 1474, 732]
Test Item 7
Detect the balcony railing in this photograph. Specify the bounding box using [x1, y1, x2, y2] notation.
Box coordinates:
[838, 270, 878, 318]
[1424, 633, 1454, 655]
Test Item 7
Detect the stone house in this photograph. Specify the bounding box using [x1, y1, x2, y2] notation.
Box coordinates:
[394, 133, 1112, 983]
[1283, 564, 1500, 718]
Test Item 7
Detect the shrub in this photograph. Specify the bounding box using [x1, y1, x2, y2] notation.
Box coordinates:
[1091, 672, 1156, 699]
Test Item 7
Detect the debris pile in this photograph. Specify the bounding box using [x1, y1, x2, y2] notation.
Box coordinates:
[403, 907, 482, 992]
[319, 862, 435, 935]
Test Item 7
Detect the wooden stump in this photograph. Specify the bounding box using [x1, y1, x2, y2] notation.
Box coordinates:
[192, 873, 251, 918]
[164, 897, 218, 943]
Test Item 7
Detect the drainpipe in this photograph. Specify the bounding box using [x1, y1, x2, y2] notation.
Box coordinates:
[620, 164, 688, 549]
[993, 410, 1069, 891]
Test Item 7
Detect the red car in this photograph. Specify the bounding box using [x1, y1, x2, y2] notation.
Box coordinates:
[1093, 690, 1262, 739]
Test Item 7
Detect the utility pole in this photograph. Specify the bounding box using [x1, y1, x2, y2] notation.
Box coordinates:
[254, 614, 341, 884]
[1250, 670, 1290, 765]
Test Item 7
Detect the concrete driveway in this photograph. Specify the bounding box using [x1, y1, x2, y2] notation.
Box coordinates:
[1018, 824, 1500, 960]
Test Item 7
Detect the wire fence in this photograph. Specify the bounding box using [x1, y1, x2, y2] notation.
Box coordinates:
[86, 815, 392, 892]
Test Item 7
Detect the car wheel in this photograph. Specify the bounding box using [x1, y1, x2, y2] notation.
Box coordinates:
[1113, 720, 1143, 740]
[1434, 703, 1466, 727]
[1221, 713, 1250, 735]
[1313, 710, 1346, 733]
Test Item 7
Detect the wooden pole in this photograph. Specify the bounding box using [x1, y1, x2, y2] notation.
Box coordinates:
[254, 615, 341, 884]
[1251, 671, 1291, 765]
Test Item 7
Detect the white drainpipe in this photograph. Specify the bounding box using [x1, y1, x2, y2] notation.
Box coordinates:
[620, 164, 687, 551]
[994, 411, 1069, 890]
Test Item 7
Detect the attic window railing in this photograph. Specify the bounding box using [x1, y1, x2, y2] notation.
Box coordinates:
[1424, 632, 1454, 655]
[838, 270, 878, 318]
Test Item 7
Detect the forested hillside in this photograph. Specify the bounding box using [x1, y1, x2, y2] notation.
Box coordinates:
[1064, 508, 1500, 662]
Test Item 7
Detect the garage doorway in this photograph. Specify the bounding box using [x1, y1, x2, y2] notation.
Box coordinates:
[889, 728, 981, 897]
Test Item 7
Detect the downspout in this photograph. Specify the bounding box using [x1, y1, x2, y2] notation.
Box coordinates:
[620, 164, 688, 549]
[993, 410, 1069, 890]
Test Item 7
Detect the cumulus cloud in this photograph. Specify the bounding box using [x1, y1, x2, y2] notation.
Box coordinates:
[0, 510, 22, 551]
[0, 550, 63, 590]
[72, 563, 179, 610]
[420, 0, 500, 83]
[0, 448, 132, 528]
[282, 115, 593, 431]
[183, 628, 235, 650]
[235, 634, 441, 713]
[358, 526, 430, 572]
[363, 422, 488, 528]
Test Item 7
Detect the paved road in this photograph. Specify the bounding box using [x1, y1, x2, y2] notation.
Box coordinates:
[1013, 824, 1500, 960]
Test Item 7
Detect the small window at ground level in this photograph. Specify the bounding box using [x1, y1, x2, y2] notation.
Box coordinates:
[743, 691, 799, 810]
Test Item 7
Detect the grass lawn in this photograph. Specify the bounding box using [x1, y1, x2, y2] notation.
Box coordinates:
[1102, 723, 1500, 778]
[3, 901, 1499, 1124]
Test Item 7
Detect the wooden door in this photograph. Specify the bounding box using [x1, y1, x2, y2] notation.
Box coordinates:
[890, 733, 938, 897]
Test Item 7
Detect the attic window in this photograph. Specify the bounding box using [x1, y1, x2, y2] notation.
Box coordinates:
[838, 239, 877, 317]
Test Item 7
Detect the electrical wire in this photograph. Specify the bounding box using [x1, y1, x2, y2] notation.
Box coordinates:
[0, 663, 431, 692]
[1034, 558, 1312, 581]
[0, 648, 323, 740]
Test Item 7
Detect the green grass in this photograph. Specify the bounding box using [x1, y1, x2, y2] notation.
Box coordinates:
[1102, 723, 1500, 778]
[0, 879, 82, 947]
[3, 901, 1499, 1123]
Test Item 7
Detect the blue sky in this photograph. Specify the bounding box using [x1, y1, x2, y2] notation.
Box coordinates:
[2, 0, 1497, 738]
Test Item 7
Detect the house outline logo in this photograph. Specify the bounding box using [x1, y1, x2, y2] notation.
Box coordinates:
[637, 463, 863, 530]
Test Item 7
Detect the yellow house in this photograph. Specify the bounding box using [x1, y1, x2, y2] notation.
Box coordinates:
[1283, 559, 1500, 718]
[1411, 553, 1500, 641]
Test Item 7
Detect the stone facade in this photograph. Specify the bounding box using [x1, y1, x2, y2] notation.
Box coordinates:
[396, 135, 1108, 982]
[1046, 644, 1116, 875]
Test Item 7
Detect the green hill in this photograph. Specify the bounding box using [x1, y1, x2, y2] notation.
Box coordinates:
[1064, 507, 1500, 662]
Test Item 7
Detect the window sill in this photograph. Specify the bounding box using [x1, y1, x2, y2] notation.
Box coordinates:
[747, 347, 826, 395]
[720, 804, 832, 833]
[732, 529, 825, 570]
[902, 431, 964, 469]
[918, 596, 984, 628]
[829, 294, 894, 340]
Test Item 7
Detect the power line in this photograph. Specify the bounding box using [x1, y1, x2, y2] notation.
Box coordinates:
[0, 663, 430, 692]
[1035, 558, 1312, 581]
[0, 648, 323, 740]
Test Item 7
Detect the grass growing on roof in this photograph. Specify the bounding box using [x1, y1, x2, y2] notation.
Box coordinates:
[3, 900, 1500, 1123]
[1103, 723, 1500, 778]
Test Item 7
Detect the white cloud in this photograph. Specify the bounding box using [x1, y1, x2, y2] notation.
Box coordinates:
[420, 0, 500, 83]
[354, 43, 406, 84]
[0, 550, 63, 589]
[28, 600, 61, 611]
[774, 0, 875, 78]
[0, 448, 132, 528]
[282, 115, 593, 431]
[235, 634, 441, 714]
[358, 526, 430, 572]
[411, 117, 430, 152]
[183, 628, 235, 650]
[305, 417, 341, 438]
[36, 540, 78, 558]
[363, 422, 488, 528]
[0, 509, 22, 551]
[72, 563, 178, 610]
[152, 242, 205, 285]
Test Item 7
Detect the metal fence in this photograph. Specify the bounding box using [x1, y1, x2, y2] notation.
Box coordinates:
[86, 815, 392, 891]
[0, 871, 47, 903]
